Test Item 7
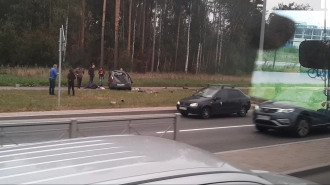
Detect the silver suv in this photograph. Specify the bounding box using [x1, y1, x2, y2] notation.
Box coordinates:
[0, 135, 318, 184]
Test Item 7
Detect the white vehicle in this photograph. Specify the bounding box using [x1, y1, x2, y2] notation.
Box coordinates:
[0, 135, 318, 184]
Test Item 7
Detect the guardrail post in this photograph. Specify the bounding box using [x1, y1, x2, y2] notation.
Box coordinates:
[173, 113, 181, 141]
[0, 128, 3, 147]
[70, 119, 78, 138]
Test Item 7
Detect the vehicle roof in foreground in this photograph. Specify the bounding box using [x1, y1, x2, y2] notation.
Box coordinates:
[0, 135, 248, 184]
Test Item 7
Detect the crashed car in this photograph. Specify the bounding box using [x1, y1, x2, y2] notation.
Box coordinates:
[108, 70, 133, 90]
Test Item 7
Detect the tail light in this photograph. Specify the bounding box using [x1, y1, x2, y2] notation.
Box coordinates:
[109, 76, 114, 82]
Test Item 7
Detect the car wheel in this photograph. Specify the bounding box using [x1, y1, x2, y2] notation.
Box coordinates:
[237, 106, 247, 117]
[201, 107, 211, 119]
[295, 116, 310, 138]
[256, 125, 268, 132]
[180, 112, 189, 117]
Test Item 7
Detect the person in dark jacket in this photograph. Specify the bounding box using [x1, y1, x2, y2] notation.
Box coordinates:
[88, 64, 95, 84]
[67, 68, 76, 96]
[75, 66, 84, 90]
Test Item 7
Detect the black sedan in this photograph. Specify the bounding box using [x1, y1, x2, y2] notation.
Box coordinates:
[177, 85, 251, 119]
[108, 70, 133, 90]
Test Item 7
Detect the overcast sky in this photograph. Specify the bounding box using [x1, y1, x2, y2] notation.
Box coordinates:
[267, 0, 330, 28]
[266, 0, 322, 11]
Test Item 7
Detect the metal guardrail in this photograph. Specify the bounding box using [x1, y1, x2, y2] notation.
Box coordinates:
[0, 113, 181, 147]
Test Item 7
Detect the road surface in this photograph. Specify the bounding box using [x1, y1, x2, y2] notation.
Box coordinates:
[2, 112, 330, 153]
[1, 112, 330, 184]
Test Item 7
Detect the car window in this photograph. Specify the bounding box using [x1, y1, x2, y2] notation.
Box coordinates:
[216, 90, 228, 99]
[194, 87, 219, 98]
[237, 90, 246, 97]
[228, 90, 240, 99]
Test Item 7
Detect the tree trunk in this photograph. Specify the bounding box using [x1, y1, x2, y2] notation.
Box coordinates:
[196, 43, 201, 74]
[215, 14, 220, 72]
[157, 5, 163, 72]
[174, 10, 181, 72]
[185, 2, 192, 74]
[100, 0, 107, 68]
[141, 0, 146, 53]
[151, 0, 157, 73]
[122, 0, 125, 43]
[114, 0, 121, 69]
[131, 19, 136, 72]
[80, 0, 85, 49]
[127, 0, 133, 56]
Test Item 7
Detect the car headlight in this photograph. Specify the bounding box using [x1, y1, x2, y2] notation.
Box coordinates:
[254, 105, 260, 110]
[190, 103, 198, 107]
[277, 109, 295, 113]
[177, 101, 180, 105]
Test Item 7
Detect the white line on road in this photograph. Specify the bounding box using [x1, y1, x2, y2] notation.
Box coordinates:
[156, 124, 254, 134]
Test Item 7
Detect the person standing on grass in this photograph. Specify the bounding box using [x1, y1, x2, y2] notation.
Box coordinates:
[98, 67, 105, 86]
[88, 64, 95, 84]
[49, 64, 58, 95]
[75, 66, 84, 90]
[67, 69, 76, 96]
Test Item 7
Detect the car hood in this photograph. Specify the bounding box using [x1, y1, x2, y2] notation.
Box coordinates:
[259, 101, 302, 109]
[252, 170, 319, 185]
[180, 95, 211, 103]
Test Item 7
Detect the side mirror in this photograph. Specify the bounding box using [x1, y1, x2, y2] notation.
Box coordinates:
[299, 40, 330, 69]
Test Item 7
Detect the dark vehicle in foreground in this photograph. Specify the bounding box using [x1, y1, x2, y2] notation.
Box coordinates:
[177, 84, 251, 119]
[108, 70, 133, 90]
[253, 101, 330, 137]
[0, 135, 318, 184]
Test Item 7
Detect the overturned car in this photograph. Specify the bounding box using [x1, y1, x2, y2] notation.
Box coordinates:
[108, 70, 133, 90]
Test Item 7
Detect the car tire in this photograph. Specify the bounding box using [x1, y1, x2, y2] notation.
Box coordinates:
[256, 125, 268, 132]
[201, 107, 211, 119]
[294, 116, 310, 138]
[180, 112, 189, 117]
[237, 106, 247, 117]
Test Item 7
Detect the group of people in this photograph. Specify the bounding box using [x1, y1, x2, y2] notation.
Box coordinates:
[49, 64, 122, 96]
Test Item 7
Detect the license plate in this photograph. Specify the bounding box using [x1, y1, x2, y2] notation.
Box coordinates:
[179, 107, 187, 110]
[117, 84, 125, 86]
[257, 115, 271, 120]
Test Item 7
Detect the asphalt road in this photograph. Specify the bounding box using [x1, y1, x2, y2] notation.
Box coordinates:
[2, 112, 330, 153]
[297, 171, 330, 185]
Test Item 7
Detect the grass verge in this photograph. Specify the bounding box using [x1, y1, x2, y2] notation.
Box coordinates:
[0, 88, 250, 113]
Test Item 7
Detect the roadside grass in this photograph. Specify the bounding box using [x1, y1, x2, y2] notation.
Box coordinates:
[257, 47, 299, 63]
[254, 62, 309, 73]
[0, 67, 252, 87]
[0, 88, 250, 113]
[250, 84, 326, 110]
[0, 90, 194, 112]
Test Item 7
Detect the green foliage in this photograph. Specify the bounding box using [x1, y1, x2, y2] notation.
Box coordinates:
[0, 0, 295, 76]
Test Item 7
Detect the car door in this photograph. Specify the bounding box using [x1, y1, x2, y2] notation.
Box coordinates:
[227, 89, 241, 113]
[212, 90, 229, 114]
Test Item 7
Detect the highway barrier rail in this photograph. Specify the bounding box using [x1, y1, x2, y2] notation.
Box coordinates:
[0, 113, 181, 147]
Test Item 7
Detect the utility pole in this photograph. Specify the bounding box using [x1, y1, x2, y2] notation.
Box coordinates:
[258, 0, 267, 61]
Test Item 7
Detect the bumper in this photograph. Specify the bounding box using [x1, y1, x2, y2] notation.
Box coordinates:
[176, 105, 202, 115]
[253, 110, 298, 130]
[109, 83, 131, 89]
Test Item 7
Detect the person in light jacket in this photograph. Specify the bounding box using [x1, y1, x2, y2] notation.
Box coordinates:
[49, 64, 58, 95]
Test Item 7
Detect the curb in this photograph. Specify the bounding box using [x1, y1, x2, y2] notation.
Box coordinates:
[283, 162, 330, 177]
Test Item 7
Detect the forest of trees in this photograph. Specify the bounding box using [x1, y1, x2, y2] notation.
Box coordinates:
[0, 0, 301, 75]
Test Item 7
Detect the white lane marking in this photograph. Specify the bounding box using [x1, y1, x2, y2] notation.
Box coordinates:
[156, 125, 254, 134]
